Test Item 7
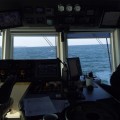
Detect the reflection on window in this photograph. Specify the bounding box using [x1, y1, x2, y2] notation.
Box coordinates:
[0, 34, 2, 59]
[68, 38, 111, 84]
[13, 36, 57, 59]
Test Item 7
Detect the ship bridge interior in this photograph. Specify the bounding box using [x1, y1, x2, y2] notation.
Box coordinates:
[0, 0, 120, 119]
[0, 0, 120, 68]
[0, 0, 120, 28]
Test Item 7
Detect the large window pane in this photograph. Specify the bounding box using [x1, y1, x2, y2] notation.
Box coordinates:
[14, 36, 57, 59]
[68, 38, 111, 84]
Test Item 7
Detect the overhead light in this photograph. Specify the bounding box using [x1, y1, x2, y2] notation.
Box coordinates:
[74, 4, 81, 12]
[66, 4, 72, 12]
[58, 4, 64, 12]
[58, 4, 81, 12]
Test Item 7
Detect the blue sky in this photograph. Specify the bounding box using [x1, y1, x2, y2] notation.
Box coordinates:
[0, 36, 110, 47]
[68, 38, 110, 46]
[14, 36, 56, 47]
[14, 37, 110, 47]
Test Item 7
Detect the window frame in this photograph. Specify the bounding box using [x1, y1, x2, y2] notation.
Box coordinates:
[11, 32, 59, 59]
[67, 31, 112, 84]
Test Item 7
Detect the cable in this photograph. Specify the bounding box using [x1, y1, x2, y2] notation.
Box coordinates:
[96, 38, 107, 52]
[92, 33, 108, 52]
[96, 37, 112, 71]
[43, 36, 54, 47]
[106, 38, 112, 71]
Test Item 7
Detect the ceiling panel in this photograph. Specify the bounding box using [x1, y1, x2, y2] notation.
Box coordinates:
[0, 0, 120, 29]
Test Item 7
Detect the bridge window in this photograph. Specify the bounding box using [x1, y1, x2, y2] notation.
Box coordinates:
[67, 33, 111, 85]
[13, 35, 57, 59]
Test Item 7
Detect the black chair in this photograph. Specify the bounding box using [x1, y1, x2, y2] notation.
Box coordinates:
[99, 64, 120, 100]
[0, 75, 16, 120]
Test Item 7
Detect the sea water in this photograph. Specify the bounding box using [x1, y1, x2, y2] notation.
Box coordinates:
[68, 45, 111, 84]
[13, 44, 111, 84]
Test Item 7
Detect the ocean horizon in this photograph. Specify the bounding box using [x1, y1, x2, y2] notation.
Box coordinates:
[13, 44, 111, 84]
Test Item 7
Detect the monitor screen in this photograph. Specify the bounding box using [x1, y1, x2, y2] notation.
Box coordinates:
[34, 59, 61, 82]
[0, 60, 33, 82]
[12, 60, 34, 82]
[0, 60, 13, 81]
[0, 10, 22, 29]
[67, 57, 82, 80]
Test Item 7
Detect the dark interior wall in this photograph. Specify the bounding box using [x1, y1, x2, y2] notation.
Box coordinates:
[0, 0, 120, 10]
[0, 0, 120, 29]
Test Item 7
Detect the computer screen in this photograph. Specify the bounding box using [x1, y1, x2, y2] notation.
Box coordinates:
[34, 59, 61, 82]
[67, 57, 82, 80]
[0, 60, 34, 82]
[12, 60, 34, 82]
[0, 10, 22, 29]
[0, 60, 13, 81]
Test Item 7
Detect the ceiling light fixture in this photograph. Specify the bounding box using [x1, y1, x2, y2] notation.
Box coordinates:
[66, 4, 72, 12]
[74, 4, 81, 12]
[58, 4, 64, 12]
